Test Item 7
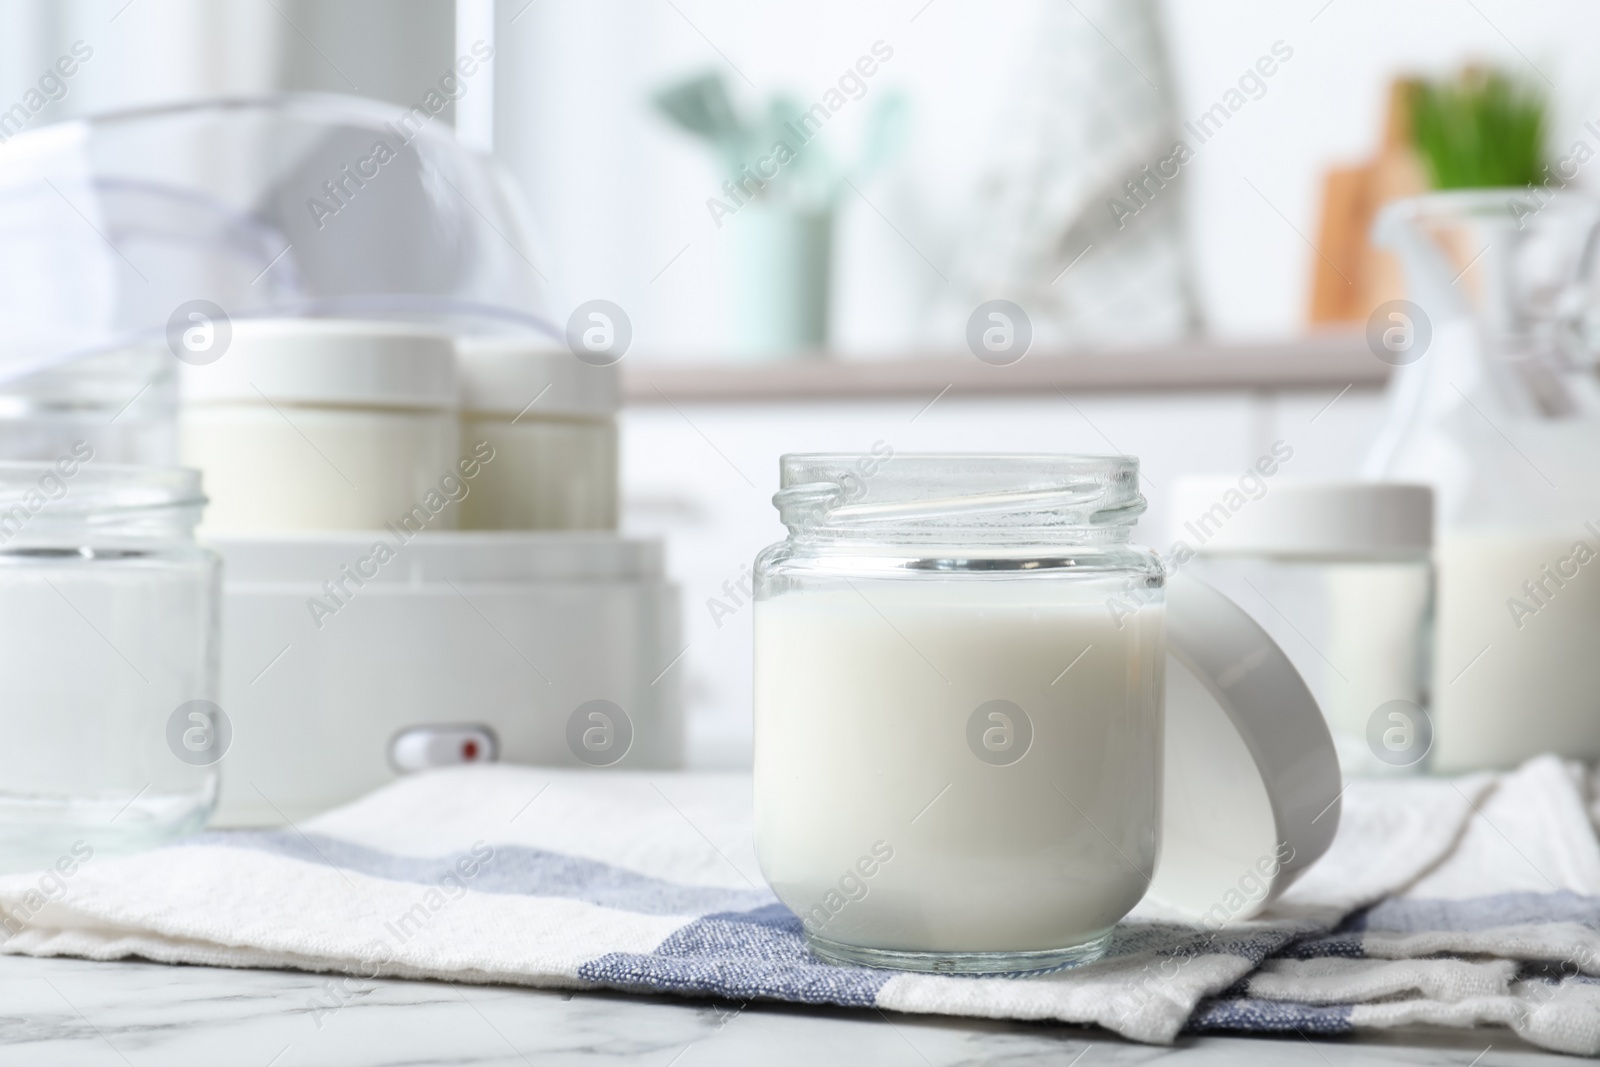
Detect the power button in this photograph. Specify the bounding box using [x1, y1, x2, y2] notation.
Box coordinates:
[390, 724, 500, 773]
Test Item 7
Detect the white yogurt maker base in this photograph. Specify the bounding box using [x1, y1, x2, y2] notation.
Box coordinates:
[207, 531, 681, 825]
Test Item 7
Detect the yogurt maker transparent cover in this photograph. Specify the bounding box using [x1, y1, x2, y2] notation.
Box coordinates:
[0, 92, 558, 381]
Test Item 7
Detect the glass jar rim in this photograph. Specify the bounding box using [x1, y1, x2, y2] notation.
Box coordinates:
[774, 452, 1146, 542]
[0, 462, 204, 516]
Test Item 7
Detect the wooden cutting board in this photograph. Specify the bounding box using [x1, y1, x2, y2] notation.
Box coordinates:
[1309, 80, 1427, 325]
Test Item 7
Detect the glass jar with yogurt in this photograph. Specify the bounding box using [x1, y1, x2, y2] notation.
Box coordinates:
[0, 461, 220, 873]
[753, 453, 1341, 974]
[180, 319, 459, 533]
[455, 335, 619, 530]
[1170, 479, 1435, 778]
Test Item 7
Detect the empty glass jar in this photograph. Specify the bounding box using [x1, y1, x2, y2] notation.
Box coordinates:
[0, 459, 219, 873]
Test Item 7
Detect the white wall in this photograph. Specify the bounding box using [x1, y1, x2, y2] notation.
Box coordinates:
[493, 0, 1042, 360]
[0, 1, 280, 125]
[0, 0, 452, 129]
[9, 1, 1598, 350]
[494, 0, 1600, 355]
[1166, 0, 1600, 337]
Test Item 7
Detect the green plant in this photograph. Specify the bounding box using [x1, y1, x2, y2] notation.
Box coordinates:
[652, 71, 906, 210]
[1406, 67, 1547, 189]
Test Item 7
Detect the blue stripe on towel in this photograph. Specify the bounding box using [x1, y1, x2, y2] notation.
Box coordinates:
[578, 914, 1306, 1009]
[1286, 892, 1600, 960]
[1104, 921, 1306, 964]
[1281, 933, 1365, 960]
[1351, 891, 1600, 934]
[185, 830, 776, 917]
[1519, 963, 1600, 985]
[1185, 996, 1353, 1035]
[578, 903, 894, 1006]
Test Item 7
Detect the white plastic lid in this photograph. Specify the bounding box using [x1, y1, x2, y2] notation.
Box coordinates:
[1149, 572, 1342, 920]
[1169, 478, 1433, 556]
[181, 319, 456, 410]
[457, 335, 620, 417]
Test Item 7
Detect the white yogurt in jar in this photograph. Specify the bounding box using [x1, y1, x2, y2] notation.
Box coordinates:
[754, 576, 1164, 956]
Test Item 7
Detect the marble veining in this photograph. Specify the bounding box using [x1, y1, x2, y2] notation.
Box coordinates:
[0, 954, 1573, 1066]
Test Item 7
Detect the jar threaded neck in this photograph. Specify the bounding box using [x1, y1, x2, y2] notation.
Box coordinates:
[773, 453, 1146, 546]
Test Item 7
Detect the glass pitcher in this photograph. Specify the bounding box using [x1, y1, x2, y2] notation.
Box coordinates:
[1366, 190, 1600, 771]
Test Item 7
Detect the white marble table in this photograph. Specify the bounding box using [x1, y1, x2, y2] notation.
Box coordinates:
[0, 954, 1574, 1066]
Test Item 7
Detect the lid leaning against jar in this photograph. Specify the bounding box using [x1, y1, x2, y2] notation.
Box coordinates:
[775, 453, 1343, 920]
[1152, 571, 1342, 920]
[455, 334, 620, 418]
[180, 319, 456, 410]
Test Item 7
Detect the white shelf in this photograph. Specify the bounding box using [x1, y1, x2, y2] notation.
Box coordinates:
[623, 332, 1383, 403]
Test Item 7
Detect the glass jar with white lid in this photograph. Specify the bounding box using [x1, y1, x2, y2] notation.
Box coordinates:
[0, 460, 220, 873]
[180, 319, 459, 532]
[1170, 479, 1434, 778]
[455, 335, 618, 530]
[753, 454, 1342, 974]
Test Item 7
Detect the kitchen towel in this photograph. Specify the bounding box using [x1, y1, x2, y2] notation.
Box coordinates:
[1190, 754, 1600, 1054]
[1, 758, 1597, 1054]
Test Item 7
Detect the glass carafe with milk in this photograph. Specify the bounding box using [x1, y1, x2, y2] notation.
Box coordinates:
[1366, 191, 1600, 771]
[753, 454, 1341, 974]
